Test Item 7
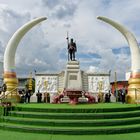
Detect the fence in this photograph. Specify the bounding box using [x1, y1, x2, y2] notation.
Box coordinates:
[0, 88, 18, 116]
[134, 88, 140, 104]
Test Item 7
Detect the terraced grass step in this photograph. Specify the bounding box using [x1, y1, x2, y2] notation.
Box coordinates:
[9, 110, 140, 120]
[16, 106, 140, 113]
[1, 122, 140, 135]
[2, 104, 140, 135]
[3, 116, 140, 127]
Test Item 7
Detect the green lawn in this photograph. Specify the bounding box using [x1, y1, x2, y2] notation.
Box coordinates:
[16, 103, 140, 109]
[0, 130, 140, 140]
[1, 103, 140, 139]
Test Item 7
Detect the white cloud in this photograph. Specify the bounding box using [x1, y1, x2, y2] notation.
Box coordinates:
[87, 66, 100, 73]
[0, 0, 140, 81]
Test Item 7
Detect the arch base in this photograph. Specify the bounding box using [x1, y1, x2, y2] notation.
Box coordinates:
[3, 71, 20, 103]
[126, 73, 140, 104]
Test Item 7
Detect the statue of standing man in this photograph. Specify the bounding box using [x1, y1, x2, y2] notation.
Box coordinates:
[67, 38, 77, 61]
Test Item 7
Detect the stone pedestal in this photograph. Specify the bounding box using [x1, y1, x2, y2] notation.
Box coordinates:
[66, 89, 82, 104]
[4, 71, 20, 103]
[64, 61, 83, 90]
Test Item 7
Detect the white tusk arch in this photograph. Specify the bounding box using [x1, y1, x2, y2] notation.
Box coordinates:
[97, 16, 140, 72]
[4, 17, 47, 72]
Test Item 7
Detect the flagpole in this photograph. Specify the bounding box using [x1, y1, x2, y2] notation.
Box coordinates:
[66, 31, 69, 61]
[114, 71, 118, 102]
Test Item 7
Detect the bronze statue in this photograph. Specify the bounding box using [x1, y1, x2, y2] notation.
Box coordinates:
[66, 33, 77, 61]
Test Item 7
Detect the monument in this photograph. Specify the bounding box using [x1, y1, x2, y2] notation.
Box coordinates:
[34, 36, 110, 103]
[64, 37, 82, 90]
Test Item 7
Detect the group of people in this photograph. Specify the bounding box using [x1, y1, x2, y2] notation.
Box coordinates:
[20, 89, 32, 103]
[20, 90, 50, 103]
[97, 92, 111, 103]
[98, 87, 127, 103]
[36, 90, 50, 103]
[114, 87, 127, 103]
[18, 88, 127, 104]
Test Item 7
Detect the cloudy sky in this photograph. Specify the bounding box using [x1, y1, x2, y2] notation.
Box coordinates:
[0, 0, 140, 81]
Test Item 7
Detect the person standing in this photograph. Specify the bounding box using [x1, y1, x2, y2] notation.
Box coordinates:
[47, 93, 50, 103]
[121, 87, 126, 103]
[43, 92, 47, 103]
[25, 89, 31, 103]
[105, 92, 111, 103]
[27, 90, 31, 103]
[36, 90, 42, 103]
[20, 89, 25, 103]
[2, 83, 7, 95]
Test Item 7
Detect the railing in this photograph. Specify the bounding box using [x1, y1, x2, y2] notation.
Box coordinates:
[0, 87, 18, 103]
[0, 87, 18, 116]
[134, 88, 140, 104]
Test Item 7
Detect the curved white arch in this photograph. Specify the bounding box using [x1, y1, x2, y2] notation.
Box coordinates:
[97, 16, 140, 72]
[4, 17, 47, 72]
